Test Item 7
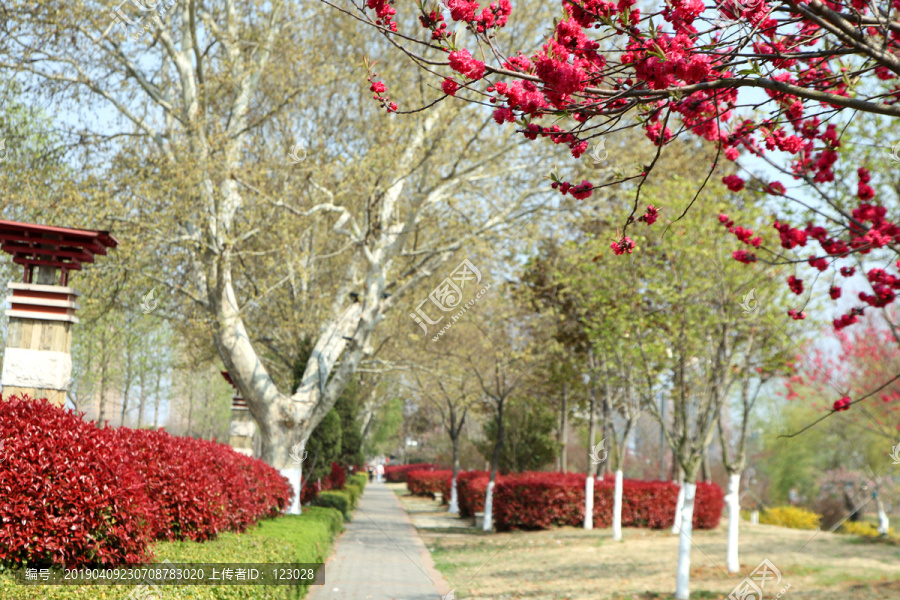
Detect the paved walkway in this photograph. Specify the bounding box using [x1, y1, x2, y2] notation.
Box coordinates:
[308, 483, 451, 600]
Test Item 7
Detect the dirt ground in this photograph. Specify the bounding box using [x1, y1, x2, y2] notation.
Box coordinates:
[389, 483, 900, 600]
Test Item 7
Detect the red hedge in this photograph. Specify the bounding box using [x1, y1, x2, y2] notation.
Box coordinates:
[383, 462, 433, 482]
[112, 428, 291, 542]
[490, 473, 725, 532]
[407, 469, 452, 498]
[456, 471, 493, 517]
[0, 395, 292, 568]
[0, 397, 152, 568]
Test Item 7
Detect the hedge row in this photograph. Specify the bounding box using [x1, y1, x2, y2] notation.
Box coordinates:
[445, 470, 724, 532]
[0, 396, 292, 569]
[383, 462, 434, 482]
[311, 470, 368, 521]
[0, 507, 345, 600]
[407, 469, 453, 498]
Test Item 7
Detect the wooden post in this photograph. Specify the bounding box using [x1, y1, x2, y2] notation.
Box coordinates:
[2, 282, 78, 406]
[0, 219, 118, 406]
[229, 396, 255, 456]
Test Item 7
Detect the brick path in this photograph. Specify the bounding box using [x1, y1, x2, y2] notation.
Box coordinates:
[308, 483, 450, 600]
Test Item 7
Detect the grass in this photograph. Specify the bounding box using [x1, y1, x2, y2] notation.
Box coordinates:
[398, 489, 900, 600]
[0, 507, 343, 600]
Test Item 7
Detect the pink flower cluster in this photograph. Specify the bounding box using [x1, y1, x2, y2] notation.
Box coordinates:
[448, 49, 486, 80]
[833, 396, 851, 412]
[551, 179, 593, 200]
[610, 236, 636, 255]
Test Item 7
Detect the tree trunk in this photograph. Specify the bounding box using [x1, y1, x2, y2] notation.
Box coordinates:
[484, 397, 504, 532]
[98, 358, 107, 425]
[674, 482, 697, 600]
[726, 471, 742, 573]
[877, 497, 890, 536]
[613, 469, 624, 541]
[587, 387, 597, 477]
[701, 447, 711, 482]
[153, 371, 161, 428]
[186, 376, 195, 436]
[584, 475, 594, 530]
[136, 370, 146, 429]
[659, 394, 667, 481]
[671, 465, 685, 535]
[449, 431, 461, 515]
[559, 383, 568, 472]
[120, 344, 133, 427]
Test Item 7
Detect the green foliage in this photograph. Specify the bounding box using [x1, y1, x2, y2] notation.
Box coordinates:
[0, 509, 343, 598]
[364, 397, 403, 456]
[292, 337, 364, 476]
[311, 490, 353, 521]
[759, 506, 822, 530]
[344, 482, 363, 509]
[334, 378, 365, 468]
[478, 397, 559, 474]
[306, 410, 342, 482]
[350, 473, 368, 490]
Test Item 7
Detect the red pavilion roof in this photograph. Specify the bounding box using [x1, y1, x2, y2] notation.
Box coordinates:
[0, 219, 119, 286]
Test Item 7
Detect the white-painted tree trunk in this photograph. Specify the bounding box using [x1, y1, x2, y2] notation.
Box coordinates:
[725, 472, 741, 573]
[671, 484, 685, 535]
[449, 477, 459, 515]
[613, 469, 624, 541]
[584, 476, 594, 530]
[877, 498, 890, 535]
[674, 482, 696, 600]
[483, 481, 495, 531]
[281, 467, 302, 515]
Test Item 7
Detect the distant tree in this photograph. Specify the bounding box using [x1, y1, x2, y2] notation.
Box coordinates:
[305, 409, 343, 483]
[478, 397, 558, 474]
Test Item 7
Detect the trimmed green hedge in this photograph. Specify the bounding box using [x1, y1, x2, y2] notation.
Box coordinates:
[0, 507, 343, 599]
[350, 473, 367, 490]
[345, 482, 363, 508]
[312, 490, 353, 521]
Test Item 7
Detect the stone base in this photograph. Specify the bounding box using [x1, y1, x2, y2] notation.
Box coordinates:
[229, 434, 254, 454]
[1, 385, 66, 406]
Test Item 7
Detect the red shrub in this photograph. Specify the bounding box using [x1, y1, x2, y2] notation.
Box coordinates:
[490, 473, 725, 532]
[407, 469, 452, 497]
[111, 428, 291, 542]
[493, 472, 587, 530]
[300, 478, 319, 504]
[383, 462, 433, 482]
[325, 462, 346, 490]
[111, 427, 225, 541]
[439, 474, 453, 504]
[456, 471, 493, 517]
[0, 395, 292, 568]
[694, 482, 726, 529]
[0, 397, 152, 568]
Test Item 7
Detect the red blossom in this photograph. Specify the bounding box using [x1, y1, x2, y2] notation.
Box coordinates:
[448, 49, 486, 80]
[442, 78, 460, 96]
[722, 174, 745, 192]
[638, 205, 659, 225]
[611, 236, 636, 255]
